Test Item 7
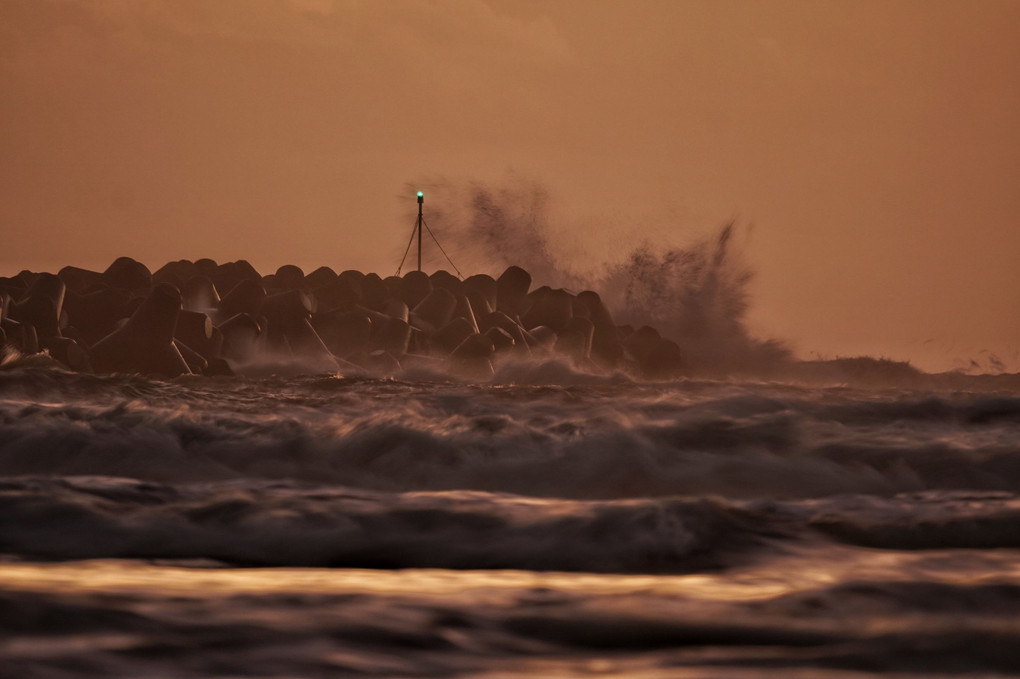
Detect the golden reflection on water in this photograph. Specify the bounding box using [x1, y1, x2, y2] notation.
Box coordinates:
[3, 545, 1019, 601]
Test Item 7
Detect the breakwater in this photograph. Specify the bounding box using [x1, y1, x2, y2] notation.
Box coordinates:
[0, 257, 686, 379]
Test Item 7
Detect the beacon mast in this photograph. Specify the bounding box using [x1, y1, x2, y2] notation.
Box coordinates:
[398, 190, 462, 278]
[417, 191, 424, 272]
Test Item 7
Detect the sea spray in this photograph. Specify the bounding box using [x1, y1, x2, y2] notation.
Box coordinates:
[407, 176, 567, 288]
[411, 176, 790, 374]
[600, 222, 790, 374]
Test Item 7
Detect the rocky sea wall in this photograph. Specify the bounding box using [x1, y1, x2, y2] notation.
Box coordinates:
[0, 257, 687, 379]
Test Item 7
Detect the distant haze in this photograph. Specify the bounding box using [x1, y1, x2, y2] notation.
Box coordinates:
[2, 0, 1018, 372]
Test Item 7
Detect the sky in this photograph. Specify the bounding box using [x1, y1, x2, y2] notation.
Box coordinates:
[1, 0, 1018, 372]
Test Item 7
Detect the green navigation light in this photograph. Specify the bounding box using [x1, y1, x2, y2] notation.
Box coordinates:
[417, 191, 424, 198]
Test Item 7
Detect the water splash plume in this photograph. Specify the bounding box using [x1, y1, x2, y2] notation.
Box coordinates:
[410, 176, 790, 375]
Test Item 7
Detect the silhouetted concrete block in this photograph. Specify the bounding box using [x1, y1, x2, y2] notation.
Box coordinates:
[311, 308, 372, 358]
[382, 298, 409, 323]
[555, 317, 594, 363]
[216, 279, 267, 322]
[412, 288, 457, 330]
[9, 272, 65, 344]
[181, 275, 220, 312]
[377, 317, 412, 355]
[623, 325, 661, 363]
[62, 287, 133, 347]
[57, 266, 105, 293]
[174, 310, 214, 358]
[432, 317, 476, 355]
[304, 266, 337, 289]
[175, 339, 209, 375]
[400, 270, 432, 310]
[103, 257, 152, 291]
[153, 260, 195, 288]
[274, 264, 305, 290]
[521, 287, 574, 332]
[312, 277, 361, 314]
[484, 326, 515, 354]
[429, 270, 462, 296]
[360, 273, 387, 311]
[526, 325, 557, 353]
[218, 313, 262, 363]
[641, 338, 686, 378]
[496, 265, 531, 315]
[90, 283, 190, 377]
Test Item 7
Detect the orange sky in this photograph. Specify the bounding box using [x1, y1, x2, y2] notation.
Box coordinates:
[2, 0, 1018, 372]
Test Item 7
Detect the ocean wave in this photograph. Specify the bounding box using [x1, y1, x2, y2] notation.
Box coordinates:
[5, 572, 1020, 678]
[0, 477, 781, 572]
[807, 492, 1020, 550]
[2, 477, 1020, 571]
[1, 370, 1019, 500]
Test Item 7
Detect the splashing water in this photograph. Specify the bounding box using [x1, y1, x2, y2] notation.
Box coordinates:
[407, 175, 566, 286]
[600, 223, 791, 374]
[410, 177, 790, 375]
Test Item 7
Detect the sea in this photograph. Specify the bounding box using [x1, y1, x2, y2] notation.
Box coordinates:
[2, 353, 1020, 678]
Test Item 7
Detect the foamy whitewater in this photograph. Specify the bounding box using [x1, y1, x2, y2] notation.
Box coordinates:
[2, 356, 1020, 677]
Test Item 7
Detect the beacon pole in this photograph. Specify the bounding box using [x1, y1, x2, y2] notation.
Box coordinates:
[417, 191, 424, 272]
[397, 190, 462, 278]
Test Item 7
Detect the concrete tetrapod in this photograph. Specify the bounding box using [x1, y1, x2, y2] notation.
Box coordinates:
[89, 283, 190, 377]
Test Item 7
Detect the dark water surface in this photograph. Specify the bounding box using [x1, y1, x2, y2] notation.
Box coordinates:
[2, 359, 1020, 677]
